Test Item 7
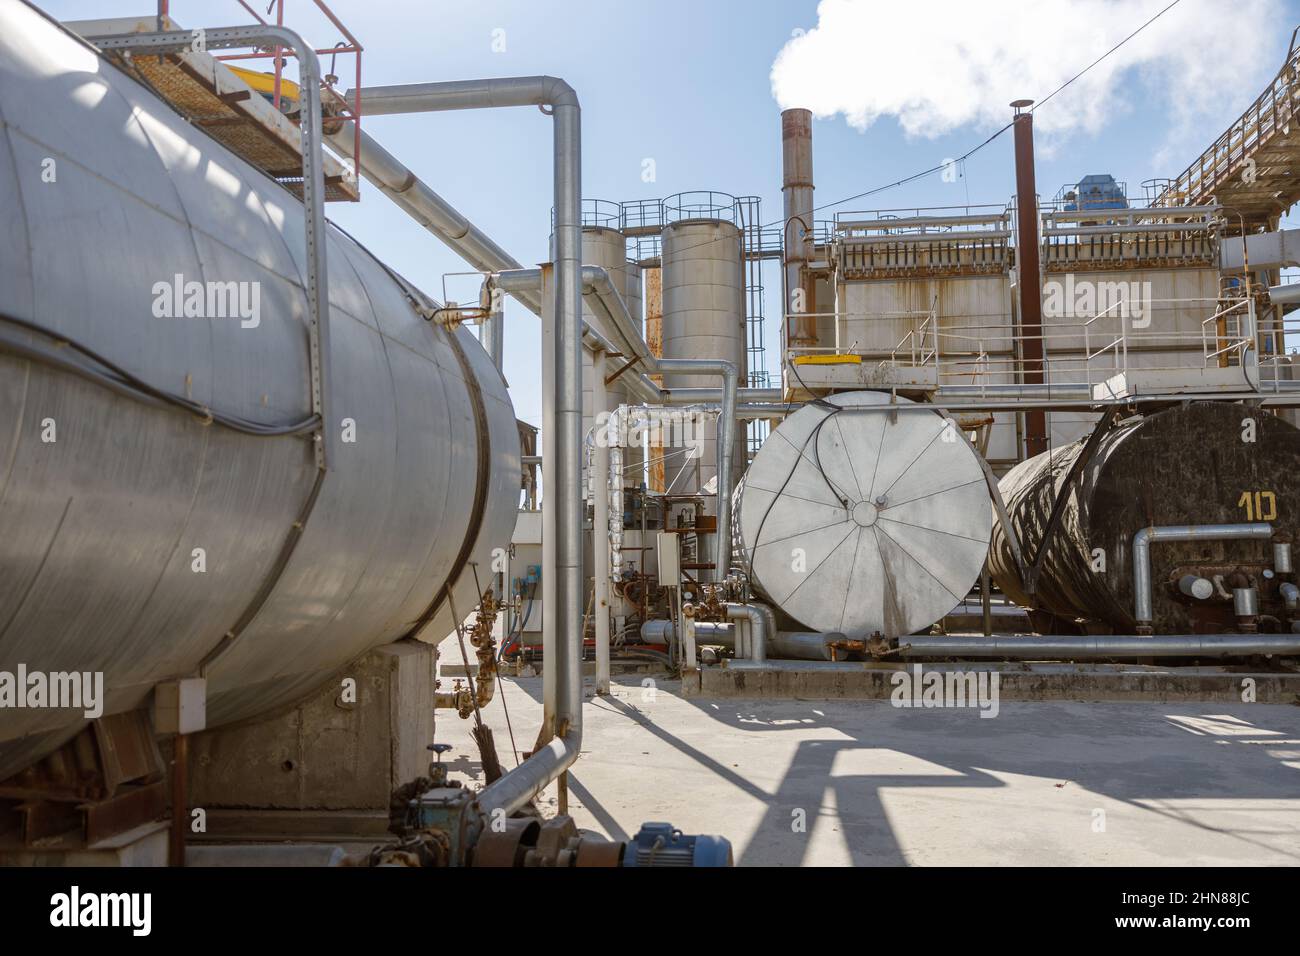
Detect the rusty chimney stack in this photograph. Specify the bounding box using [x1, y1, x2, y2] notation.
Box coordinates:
[782, 108, 818, 348]
[1011, 98, 1048, 458]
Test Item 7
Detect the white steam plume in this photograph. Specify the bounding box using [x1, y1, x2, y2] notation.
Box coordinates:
[771, 0, 1286, 144]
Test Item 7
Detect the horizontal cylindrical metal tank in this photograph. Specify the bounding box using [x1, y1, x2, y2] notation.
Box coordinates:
[733, 391, 992, 638]
[0, 3, 519, 778]
[988, 403, 1300, 633]
[662, 218, 746, 494]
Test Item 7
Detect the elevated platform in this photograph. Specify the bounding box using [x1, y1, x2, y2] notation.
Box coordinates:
[68, 15, 358, 202]
[1156, 31, 1300, 227]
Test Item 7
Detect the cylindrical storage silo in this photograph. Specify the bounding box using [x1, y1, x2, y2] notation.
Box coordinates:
[661, 219, 746, 497]
[988, 402, 1300, 634]
[733, 392, 992, 639]
[0, 4, 519, 779]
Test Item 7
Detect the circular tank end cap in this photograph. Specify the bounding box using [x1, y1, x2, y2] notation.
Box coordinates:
[850, 500, 879, 528]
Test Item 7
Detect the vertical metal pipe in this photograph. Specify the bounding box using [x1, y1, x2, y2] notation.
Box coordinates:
[657, 360, 738, 581]
[781, 108, 817, 348]
[593, 350, 611, 696]
[1011, 102, 1047, 457]
[554, 97, 584, 735]
[539, 264, 558, 740]
[980, 565, 993, 637]
[343, 76, 586, 819]
[482, 308, 504, 371]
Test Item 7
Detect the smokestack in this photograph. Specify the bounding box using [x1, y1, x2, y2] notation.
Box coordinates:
[782, 108, 817, 348]
[1011, 99, 1047, 458]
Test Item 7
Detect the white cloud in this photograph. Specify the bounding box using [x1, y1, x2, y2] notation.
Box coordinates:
[771, 0, 1286, 146]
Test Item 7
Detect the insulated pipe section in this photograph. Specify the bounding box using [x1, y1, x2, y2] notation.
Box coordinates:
[356, 76, 584, 817]
[1280, 582, 1300, 613]
[725, 603, 767, 662]
[665, 386, 784, 405]
[593, 350, 611, 696]
[642, 620, 844, 661]
[901, 634, 1300, 659]
[1133, 523, 1274, 630]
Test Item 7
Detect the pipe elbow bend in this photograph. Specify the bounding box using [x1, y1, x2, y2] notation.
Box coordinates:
[540, 76, 579, 108]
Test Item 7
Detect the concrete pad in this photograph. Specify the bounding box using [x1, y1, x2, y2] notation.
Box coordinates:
[436, 674, 1300, 866]
[687, 661, 1300, 703]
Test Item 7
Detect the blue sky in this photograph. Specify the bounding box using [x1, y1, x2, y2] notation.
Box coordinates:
[41, 0, 1300, 430]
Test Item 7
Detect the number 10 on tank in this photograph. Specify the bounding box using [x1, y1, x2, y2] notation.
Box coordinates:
[1238, 490, 1278, 521]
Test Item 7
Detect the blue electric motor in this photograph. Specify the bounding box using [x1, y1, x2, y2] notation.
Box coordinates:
[622, 822, 733, 867]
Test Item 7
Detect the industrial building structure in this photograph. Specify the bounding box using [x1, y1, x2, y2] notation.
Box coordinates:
[1, 0, 1300, 868]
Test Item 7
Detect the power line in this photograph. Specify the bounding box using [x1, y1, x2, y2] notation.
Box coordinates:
[1034, 0, 1183, 112]
[798, 0, 1185, 220]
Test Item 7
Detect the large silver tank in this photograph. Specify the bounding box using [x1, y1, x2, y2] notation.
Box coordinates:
[0, 2, 519, 778]
[661, 218, 746, 494]
[733, 392, 991, 639]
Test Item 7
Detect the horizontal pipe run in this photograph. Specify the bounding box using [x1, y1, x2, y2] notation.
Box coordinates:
[348, 76, 579, 115]
[665, 386, 784, 404]
[322, 122, 542, 315]
[641, 620, 843, 661]
[899, 634, 1300, 659]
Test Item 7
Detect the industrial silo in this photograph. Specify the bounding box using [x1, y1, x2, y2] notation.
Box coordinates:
[661, 218, 747, 495]
[0, 2, 519, 779]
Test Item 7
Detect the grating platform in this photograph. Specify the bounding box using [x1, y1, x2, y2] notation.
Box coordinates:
[69, 16, 358, 202]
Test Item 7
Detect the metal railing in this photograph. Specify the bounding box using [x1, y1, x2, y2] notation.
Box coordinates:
[781, 295, 1288, 399]
[1154, 29, 1300, 210]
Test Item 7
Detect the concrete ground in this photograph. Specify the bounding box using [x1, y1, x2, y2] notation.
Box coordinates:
[436, 666, 1300, 866]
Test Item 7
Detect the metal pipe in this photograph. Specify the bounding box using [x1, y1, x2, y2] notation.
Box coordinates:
[492, 268, 662, 405]
[658, 360, 738, 580]
[482, 307, 504, 371]
[1133, 523, 1273, 629]
[900, 633, 1300, 659]
[665, 386, 783, 404]
[642, 619, 844, 661]
[593, 349, 611, 696]
[322, 121, 541, 314]
[1178, 574, 1214, 600]
[354, 76, 585, 816]
[1275, 541, 1293, 574]
[725, 603, 766, 662]
[1268, 282, 1300, 305]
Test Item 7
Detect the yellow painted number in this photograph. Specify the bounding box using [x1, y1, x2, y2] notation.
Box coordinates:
[1237, 490, 1278, 521]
